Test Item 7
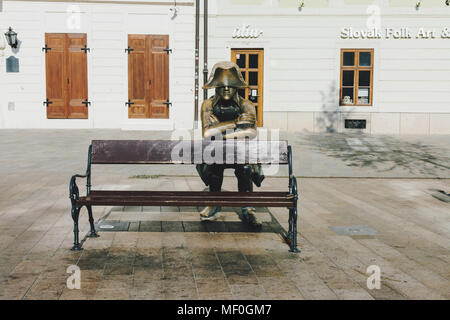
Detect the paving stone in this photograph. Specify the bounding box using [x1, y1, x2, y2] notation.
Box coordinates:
[24, 290, 61, 300]
[59, 282, 98, 300]
[95, 289, 130, 300]
[230, 284, 267, 299]
[130, 280, 165, 300]
[196, 278, 231, 296]
[139, 221, 162, 232]
[164, 278, 198, 300]
[161, 221, 184, 232]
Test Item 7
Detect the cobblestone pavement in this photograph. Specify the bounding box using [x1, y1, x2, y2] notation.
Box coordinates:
[0, 130, 449, 300]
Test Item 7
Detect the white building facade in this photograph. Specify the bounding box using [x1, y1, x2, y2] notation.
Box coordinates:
[1, 0, 450, 134]
[0, 0, 196, 130]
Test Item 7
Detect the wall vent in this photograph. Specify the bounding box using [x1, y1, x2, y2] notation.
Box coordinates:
[345, 119, 367, 129]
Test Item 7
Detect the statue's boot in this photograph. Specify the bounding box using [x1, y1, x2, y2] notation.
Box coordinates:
[200, 206, 222, 221]
[240, 207, 262, 230]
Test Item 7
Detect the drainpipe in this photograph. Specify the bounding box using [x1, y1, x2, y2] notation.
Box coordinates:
[194, 0, 200, 128]
[203, 0, 208, 101]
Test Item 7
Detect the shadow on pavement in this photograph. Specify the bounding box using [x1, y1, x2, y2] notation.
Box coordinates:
[303, 133, 450, 177]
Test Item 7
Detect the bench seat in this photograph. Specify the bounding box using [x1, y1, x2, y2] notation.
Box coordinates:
[77, 190, 295, 207]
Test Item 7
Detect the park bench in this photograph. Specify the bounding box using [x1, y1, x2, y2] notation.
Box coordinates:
[69, 140, 299, 252]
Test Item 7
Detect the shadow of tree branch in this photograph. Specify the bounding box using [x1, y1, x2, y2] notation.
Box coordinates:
[303, 133, 450, 176]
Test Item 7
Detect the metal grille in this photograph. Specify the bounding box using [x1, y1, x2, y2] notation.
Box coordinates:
[345, 119, 367, 129]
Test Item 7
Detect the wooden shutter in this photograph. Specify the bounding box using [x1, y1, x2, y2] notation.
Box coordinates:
[45, 33, 88, 119]
[67, 34, 88, 119]
[45, 34, 67, 119]
[128, 34, 169, 119]
[128, 35, 149, 118]
[148, 35, 169, 119]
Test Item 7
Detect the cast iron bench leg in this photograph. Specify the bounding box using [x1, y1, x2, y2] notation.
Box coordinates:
[71, 206, 83, 251]
[87, 205, 100, 238]
[289, 206, 299, 253]
[287, 208, 293, 241]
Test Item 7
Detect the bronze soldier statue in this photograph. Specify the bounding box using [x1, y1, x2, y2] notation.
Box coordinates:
[196, 61, 264, 229]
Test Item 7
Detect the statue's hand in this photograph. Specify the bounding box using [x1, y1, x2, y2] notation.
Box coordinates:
[223, 127, 257, 139]
[236, 113, 256, 129]
[207, 114, 220, 127]
[203, 119, 237, 139]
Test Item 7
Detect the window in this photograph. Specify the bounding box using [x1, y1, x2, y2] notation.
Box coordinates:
[231, 49, 264, 127]
[340, 49, 374, 106]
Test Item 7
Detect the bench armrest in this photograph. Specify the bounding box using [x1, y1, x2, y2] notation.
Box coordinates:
[287, 145, 298, 200]
[289, 175, 298, 201]
[70, 174, 87, 203]
[69, 145, 92, 203]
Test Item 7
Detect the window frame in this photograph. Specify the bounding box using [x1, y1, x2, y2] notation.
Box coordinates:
[231, 48, 264, 127]
[340, 48, 374, 107]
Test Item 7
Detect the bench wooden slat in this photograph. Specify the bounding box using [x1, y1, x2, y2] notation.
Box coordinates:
[91, 140, 289, 165]
[89, 190, 289, 197]
[86, 196, 289, 202]
[78, 198, 292, 207]
[85, 191, 292, 203]
[77, 191, 294, 207]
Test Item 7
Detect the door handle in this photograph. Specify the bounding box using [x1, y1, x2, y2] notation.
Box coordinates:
[125, 99, 135, 107]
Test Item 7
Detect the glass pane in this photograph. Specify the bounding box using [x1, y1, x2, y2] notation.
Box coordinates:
[249, 54, 258, 69]
[238, 89, 246, 98]
[249, 72, 258, 85]
[359, 71, 371, 87]
[342, 88, 354, 105]
[357, 88, 370, 105]
[249, 89, 258, 103]
[359, 52, 371, 66]
[342, 70, 354, 86]
[236, 54, 246, 68]
[343, 52, 355, 66]
[241, 71, 247, 81]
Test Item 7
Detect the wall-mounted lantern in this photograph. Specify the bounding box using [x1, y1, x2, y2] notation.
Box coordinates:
[170, 0, 179, 19]
[4, 27, 18, 49]
[416, 0, 421, 9]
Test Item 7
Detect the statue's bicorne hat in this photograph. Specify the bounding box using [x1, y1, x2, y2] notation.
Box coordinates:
[203, 61, 249, 89]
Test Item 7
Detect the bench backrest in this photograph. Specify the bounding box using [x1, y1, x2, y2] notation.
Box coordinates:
[90, 140, 289, 165]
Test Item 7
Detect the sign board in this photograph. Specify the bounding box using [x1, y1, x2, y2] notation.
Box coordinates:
[6, 56, 19, 72]
[232, 24, 263, 39]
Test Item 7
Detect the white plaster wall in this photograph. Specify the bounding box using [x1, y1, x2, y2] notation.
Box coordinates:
[0, 0, 195, 130]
